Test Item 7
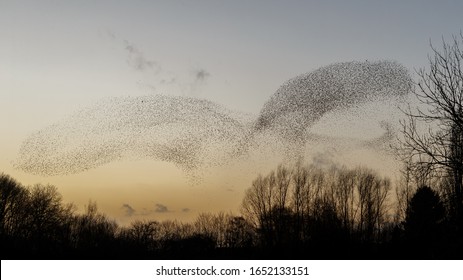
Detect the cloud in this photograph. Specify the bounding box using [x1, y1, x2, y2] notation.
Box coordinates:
[186, 68, 211, 95]
[122, 203, 136, 216]
[107, 35, 210, 95]
[160, 77, 177, 85]
[123, 40, 160, 72]
[106, 29, 116, 40]
[195, 69, 210, 81]
[155, 203, 169, 213]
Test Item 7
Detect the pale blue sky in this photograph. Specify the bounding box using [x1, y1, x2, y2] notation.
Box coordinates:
[1, 0, 462, 221]
[2, 1, 462, 114]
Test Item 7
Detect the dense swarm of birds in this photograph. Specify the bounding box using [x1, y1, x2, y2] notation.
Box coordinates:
[255, 61, 411, 139]
[15, 61, 412, 176]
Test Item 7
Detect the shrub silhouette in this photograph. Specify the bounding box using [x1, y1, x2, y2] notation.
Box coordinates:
[404, 186, 445, 257]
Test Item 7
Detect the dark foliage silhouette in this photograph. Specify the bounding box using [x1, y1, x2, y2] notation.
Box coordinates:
[404, 186, 445, 258]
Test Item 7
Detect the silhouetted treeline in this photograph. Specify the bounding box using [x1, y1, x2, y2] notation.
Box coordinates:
[1, 164, 462, 259]
[241, 163, 392, 258]
[242, 162, 462, 259]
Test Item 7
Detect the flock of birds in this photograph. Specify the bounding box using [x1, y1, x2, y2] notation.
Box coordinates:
[15, 60, 412, 177]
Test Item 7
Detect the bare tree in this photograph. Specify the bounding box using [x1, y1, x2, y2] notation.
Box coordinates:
[273, 164, 291, 211]
[71, 201, 117, 252]
[26, 184, 75, 245]
[128, 220, 159, 250]
[399, 33, 463, 222]
[0, 174, 28, 237]
[224, 216, 255, 248]
[291, 160, 310, 238]
[355, 168, 391, 242]
[194, 212, 231, 247]
[242, 163, 392, 247]
[331, 167, 357, 234]
[241, 165, 296, 247]
[241, 173, 274, 229]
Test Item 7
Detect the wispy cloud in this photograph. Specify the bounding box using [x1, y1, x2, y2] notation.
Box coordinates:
[107, 30, 116, 40]
[121, 202, 178, 216]
[123, 40, 161, 73]
[121, 203, 136, 217]
[187, 68, 211, 95]
[155, 203, 169, 213]
[103, 31, 211, 95]
[194, 69, 210, 82]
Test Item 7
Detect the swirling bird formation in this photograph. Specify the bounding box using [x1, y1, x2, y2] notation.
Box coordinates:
[15, 61, 412, 176]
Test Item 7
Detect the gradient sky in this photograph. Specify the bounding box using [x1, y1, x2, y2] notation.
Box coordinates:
[1, 0, 462, 224]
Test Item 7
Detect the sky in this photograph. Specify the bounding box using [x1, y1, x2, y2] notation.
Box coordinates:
[1, 0, 462, 225]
